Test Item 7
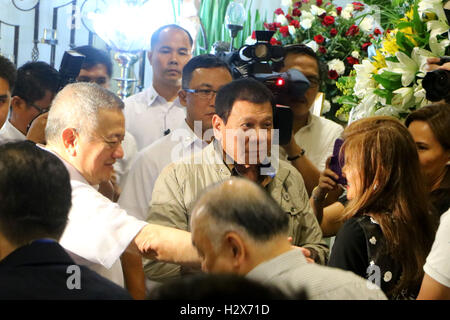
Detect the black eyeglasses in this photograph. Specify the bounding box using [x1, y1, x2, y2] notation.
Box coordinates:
[183, 88, 218, 100]
[29, 103, 50, 115]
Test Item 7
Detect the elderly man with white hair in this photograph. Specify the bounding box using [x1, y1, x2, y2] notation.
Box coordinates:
[44, 82, 199, 299]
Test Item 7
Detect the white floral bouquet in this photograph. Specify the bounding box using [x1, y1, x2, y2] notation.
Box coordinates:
[337, 0, 450, 122]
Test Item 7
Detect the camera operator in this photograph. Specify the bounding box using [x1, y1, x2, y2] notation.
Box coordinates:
[425, 57, 450, 103]
[0, 62, 60, 143]
[274, 45, 344, 196]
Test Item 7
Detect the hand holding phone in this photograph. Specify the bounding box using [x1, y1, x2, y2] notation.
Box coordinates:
[328, 138, 347, 186]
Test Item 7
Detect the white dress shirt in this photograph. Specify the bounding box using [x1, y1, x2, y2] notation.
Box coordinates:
[119, 120, 209, 221]
[123, 86, 186, 151]
[279, 113, 344, 172]
[423, 208, 450, 288]
[0, 120, 26, 143]
[54, 152, 147, 287]
[113, 130, 138, 189]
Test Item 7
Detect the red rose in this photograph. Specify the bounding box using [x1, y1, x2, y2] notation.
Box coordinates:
[322, 15, 335, 26]
[293, 1, 302, 8]
[328, 70, 339, 80]
[330, 28, 338, 37]
[274, 22, 282, 28]
[270, 38, 280, 45]
[319, 46, 327, 54]
[292, 8, 302, 17]
[374, 28, 382, 35]
[274, 8, 285, 15]
[290, 19, 300, 28]
[345, 25, 360, 37]
[316, 0, 323, 6]
[346, 57, 359, 65]
[361, 42, 372, 51]
[352, 2, 364, 11]
[336, 6, 342, 15]
[285, 14, 293, 22]
[314, 34, 325, 44]
[264, 23, 277, 31]
[279, 26, 290, 37]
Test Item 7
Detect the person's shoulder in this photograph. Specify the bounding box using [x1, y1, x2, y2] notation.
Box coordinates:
[124, 88, 151, 105]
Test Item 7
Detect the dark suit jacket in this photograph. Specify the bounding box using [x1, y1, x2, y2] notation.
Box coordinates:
[0, 241, 132, 300]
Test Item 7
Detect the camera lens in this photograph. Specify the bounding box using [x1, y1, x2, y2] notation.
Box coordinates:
[254, 44, 269, 60]
[423, 69, 450, 102]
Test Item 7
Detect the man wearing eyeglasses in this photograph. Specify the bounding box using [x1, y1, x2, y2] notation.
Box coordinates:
[119, 54, 232, 222]
[274, 45, 344, 196]
[0, 61, 59, 143]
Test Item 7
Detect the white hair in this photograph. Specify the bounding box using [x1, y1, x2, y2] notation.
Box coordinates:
[45, 82, 123, 144]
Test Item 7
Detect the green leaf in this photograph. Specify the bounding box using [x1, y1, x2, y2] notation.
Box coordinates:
[412, 0, 425, 35]
[373, 72, 402, 91]
[396, 31, 415, 56]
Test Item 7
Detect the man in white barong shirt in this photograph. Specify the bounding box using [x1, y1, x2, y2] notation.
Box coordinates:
[45, 82, 200, 299]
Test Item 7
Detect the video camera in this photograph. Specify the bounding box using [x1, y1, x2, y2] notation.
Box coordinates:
[422, 56, 450, 102]
[218, 31, 311, 145]
[57, 50, 86, 92]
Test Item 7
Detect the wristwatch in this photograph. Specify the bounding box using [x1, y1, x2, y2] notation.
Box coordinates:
[287, 148, 305, 161]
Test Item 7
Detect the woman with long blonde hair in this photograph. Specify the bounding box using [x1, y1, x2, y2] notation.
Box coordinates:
[328, 116, 436, 299]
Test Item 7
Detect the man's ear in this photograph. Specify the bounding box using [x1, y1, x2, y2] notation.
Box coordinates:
[223, 232, 246, 270]
[10, 96, 26, 111]
[212, 114, 223, 140]
[61, 128, 78, 157]
[178, 89, 187, 107]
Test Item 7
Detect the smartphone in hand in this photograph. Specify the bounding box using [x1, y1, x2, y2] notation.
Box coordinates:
[328, 138, 347, 186]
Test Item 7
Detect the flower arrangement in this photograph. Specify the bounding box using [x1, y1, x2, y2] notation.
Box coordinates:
[262, 0, 382, 120]
[336, 0, 450, 122]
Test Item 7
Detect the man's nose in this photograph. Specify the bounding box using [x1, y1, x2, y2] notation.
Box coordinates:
[113, 143, 124, 159]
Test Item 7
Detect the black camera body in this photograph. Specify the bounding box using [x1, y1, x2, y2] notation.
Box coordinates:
[422, 56, 450, 102]
[57, 50, 86, 92]
[218, 31, 311, 145]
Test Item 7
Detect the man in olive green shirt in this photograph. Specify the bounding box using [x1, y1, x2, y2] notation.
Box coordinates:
[146, 78, 329, 282]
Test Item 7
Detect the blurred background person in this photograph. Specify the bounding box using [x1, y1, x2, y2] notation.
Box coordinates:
[0, 55, 16, 131]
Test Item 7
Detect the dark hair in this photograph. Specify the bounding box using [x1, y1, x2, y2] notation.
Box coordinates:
[193, 178, 289, 242]
[148, 273, 303, 300]
[12, 61, 60, 104]
[215, 78, 275, 124]
[150, 24, 193, 50]
[0, 55, 17, 92]
[0, 141, 71, 246]
[73, 45, 113, 78]
[405, 103, 450, 151]
[182, 54, 232, 89]
[273, 44, 324, 82]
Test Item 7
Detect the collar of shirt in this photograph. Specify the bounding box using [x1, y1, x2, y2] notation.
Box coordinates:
[246, 249, 308, 280]
[0, 120, 26, 141]
[145, 85, 182, 110]
[179, 120, 207, 150]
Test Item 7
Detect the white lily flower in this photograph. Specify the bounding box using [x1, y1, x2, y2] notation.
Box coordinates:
[348, 89, 379, 124]
[429, 36, 450, 57]
[360, 16, 374, 33]
[374, 106, 401, 118]
[353, 59, 376, 98]
[427, 20, 450, 39]
[414, 79, 430, 108]
[418, 0, 447, 24]
[275, 14, 289, 26]
[392, 87, 415, 110]
[328, 59, 346, 75]
[341, 4, 354, 20]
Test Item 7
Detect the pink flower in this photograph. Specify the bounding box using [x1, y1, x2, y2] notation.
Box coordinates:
[314, 34, 325, 44]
